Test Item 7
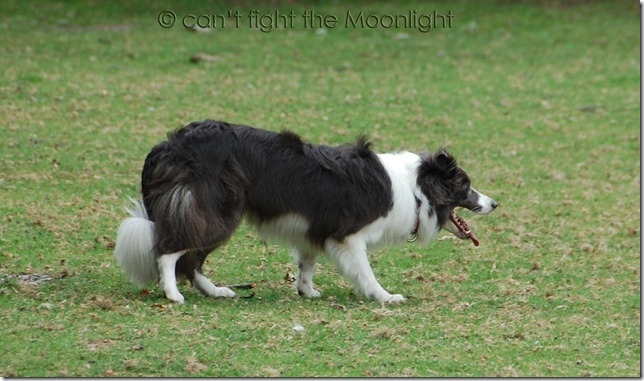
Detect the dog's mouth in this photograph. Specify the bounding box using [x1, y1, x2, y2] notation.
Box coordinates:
[446, 209, 479, 247]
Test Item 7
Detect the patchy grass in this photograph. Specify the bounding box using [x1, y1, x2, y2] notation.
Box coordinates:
[0, 0, 639, 377]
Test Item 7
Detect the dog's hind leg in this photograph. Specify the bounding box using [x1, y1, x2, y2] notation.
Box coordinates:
[325, 238, 405, 303]
[176, 249, 236, 298]
[158, 251, 187, 303]
[193, 271, 236, 298]
[293, 248, 321, 298]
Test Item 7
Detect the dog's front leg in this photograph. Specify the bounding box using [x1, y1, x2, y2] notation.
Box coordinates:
[325, 238, 405, 303]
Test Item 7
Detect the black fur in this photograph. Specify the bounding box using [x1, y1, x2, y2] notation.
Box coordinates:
[140, 120, 393, 282]
[417, 149, 474, 228]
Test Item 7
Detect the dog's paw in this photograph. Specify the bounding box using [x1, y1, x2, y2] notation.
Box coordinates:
[297, 287, 321, 298]
[165, 289, 185, 304]
[214, 286, 236, 298]
[371, 291, 405, 303]
[386, 294, 406, 303]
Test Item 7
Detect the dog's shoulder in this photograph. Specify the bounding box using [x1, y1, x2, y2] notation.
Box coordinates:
[353, 135, 375, 158]
[276, 130, 305, 154]
[167, 120, 233, 142]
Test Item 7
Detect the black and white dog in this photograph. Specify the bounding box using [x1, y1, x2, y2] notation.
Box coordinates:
[115, 120, 497, 303]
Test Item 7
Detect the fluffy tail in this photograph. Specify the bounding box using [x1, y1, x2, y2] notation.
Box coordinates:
[114, 197, 158, 287]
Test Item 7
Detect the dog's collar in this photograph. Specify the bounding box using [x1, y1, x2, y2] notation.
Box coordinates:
[408, 196, 422, 242]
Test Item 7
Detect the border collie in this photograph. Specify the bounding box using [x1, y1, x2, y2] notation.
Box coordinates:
[114, 120, 497, 303]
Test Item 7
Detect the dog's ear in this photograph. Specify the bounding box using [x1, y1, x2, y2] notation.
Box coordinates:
[433, 149, 457, 175]
[417, 153, 450, 205]
[418, 149, 471, 207]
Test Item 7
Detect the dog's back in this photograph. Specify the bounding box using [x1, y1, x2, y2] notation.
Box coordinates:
[141, 120, 394, 250]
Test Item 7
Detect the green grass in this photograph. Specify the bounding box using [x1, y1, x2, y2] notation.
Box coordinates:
[0, 0, 639, 377]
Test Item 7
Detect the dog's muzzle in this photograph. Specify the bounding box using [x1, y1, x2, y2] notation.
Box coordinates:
[444, 188, 498, 246]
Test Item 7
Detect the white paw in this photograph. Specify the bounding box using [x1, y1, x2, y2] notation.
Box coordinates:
[373, 292, 406, 303]
[386, 294, 406, 303]
[165, 289, 185, 304]
[214, 287, 236, 298]
[297, 287, 321, 298]
[306, 288, 321, 298]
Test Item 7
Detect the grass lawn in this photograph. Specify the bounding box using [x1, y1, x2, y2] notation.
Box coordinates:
[0, 0, 639, 377]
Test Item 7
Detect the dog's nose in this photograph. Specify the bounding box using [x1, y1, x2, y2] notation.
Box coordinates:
[491, 201, 499, 210]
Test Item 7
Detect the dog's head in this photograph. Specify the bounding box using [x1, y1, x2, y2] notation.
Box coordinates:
[417, 149, 497, 246]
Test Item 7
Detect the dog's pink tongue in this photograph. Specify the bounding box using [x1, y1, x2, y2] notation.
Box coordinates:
[469, 231, 480, 247]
